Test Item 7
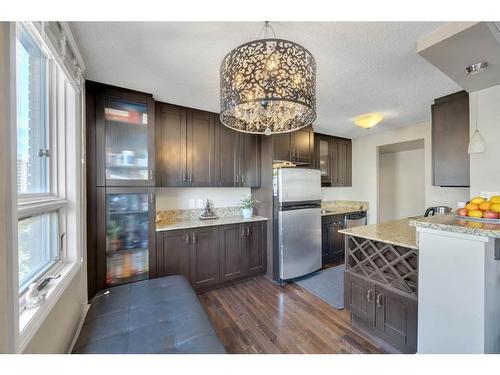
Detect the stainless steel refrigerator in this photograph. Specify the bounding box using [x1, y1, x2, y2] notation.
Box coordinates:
[272, 168, 322, 283]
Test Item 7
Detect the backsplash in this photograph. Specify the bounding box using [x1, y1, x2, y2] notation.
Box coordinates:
[156, 206, 242, 224]
[322, 200, 369, 211]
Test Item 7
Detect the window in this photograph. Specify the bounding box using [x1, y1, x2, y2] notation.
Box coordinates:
[16, 24, 49, 195]
[16, 23, 67, 295]
[18, 212, 60, 291]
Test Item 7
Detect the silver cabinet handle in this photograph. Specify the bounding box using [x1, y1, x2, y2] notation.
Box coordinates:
[241, 226, 245, 237]
[246, 226, 250, 236]
[235, 175, 239, 183]
[241, 175, 245, 183]
[182, 173, 187, 182]
[192, 233, 196, 244]
[185, 233, 190, 244]
[366, 289, 374, 302]
[149, 169, 154, 180]
[376, 293, 383, 308]
[188, 174, 193, 182]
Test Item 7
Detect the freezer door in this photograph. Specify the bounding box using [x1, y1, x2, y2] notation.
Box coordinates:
[278, 168, 321, 204]
[279, 207, 322, 280]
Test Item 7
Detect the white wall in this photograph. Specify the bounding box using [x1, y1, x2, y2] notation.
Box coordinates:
[469, 85, 500, 198]
[322, 121, 470, 224]
[156, 187, 251, 210]
[379, 148, 425, 222]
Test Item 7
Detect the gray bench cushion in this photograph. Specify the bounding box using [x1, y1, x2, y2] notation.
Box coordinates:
[73, 276, 225, 354]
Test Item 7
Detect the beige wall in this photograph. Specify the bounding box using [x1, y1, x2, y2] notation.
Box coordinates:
[156, 187, 251, 210]
[378, 148, 425, 222]
[469, 85, 500, 198]
[322, 121, 470, 224]
[23, 271, 86, 353]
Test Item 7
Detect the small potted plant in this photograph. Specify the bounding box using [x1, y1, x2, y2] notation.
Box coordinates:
[240, 195, 256, 219]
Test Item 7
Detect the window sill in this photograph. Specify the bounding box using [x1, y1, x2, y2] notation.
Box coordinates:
[18, 261, 81, 352]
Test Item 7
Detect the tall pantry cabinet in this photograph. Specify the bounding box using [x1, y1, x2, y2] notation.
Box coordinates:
[86, 81, 156, 299]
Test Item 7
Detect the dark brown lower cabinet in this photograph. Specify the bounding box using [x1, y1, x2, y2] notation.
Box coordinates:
[321, 215, 344, 264]
[156, 221, 266, 291]
[346, 272, 417, 353]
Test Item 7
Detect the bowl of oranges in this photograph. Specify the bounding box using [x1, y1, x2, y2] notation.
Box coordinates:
[456, 195, 500, 222]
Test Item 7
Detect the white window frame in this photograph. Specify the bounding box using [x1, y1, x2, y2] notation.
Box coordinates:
[11, 21, 86, 353]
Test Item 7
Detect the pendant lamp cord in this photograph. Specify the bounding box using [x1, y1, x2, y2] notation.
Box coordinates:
[475, 92, 479, 131]
[258, 21, 277, 39]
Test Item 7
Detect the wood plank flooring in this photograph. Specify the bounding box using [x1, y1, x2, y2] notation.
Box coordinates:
[199, 276, 384, 354]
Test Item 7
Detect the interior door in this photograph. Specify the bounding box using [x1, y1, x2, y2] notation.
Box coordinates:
[156, 103, 186, 187]
[186, 110, 215, 187]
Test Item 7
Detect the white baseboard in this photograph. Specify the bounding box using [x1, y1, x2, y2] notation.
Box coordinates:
[67, 303, 90, 354]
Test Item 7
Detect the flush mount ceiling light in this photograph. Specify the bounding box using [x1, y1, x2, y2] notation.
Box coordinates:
[354, 112, 384, 129]
[468, 92, 486, 154]
[465, 62, 488, 75]
[220, 21, 316, 135]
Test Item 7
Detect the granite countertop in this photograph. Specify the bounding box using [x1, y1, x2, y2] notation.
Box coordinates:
[321, 200, 369, 216]
[321, 208, 366, 216]
[156, 215, 268, 232]
[339, 217, 418, 249]
[409, 213, 500, 238]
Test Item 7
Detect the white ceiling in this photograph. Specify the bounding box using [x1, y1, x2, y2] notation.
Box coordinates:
[70, 22, 462, 138]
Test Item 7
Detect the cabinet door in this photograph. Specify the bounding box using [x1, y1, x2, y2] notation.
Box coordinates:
[99, 89, 155, 187]
[316, 135, 332, 186]
[189, 227, 220, 289]
[332, 138, 352, 187]
[432, 91, 469, 187]
[245, 222, 265, 275]
[215, 119, 238, 187]
[156, 229, 190, 280]
[292, 126, 313, 164]
[239, 133, 261, 187]
[186, 110, 215, 187]
[273, 133, 291, 162]
[375, 285, 418, 353]
[331, 221, 345, 261]
[321, 221, 333, 262]
[219, 224, 245, 282]
[346, 273, 375, 326]
[156, 103, 186, 187]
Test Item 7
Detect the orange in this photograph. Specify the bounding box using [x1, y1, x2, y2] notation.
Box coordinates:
[467, 209, 483, 218]
[490, 203, 500, 213]
[465, 203, 479, 211]
[471, 197, 486, 205]
[490, 196, 500, 204]
[479, 201, 492, 211]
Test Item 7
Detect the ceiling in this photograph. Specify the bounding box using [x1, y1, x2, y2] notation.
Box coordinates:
[70, 22, 462, 138]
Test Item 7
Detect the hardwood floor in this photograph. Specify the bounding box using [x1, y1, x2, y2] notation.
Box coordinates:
[199, 275, 384, 354]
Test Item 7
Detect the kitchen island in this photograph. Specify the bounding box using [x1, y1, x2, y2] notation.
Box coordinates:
[409, 214, 500, 354]
[339, 218, 419, 353]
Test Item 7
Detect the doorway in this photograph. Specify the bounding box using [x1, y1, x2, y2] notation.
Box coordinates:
[377, 139, 425, 223]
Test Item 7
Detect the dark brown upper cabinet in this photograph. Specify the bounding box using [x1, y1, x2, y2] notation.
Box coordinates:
[432, 91, 470, 187]
[156, 102, 215, 187]
[214, 118, 261, 188]
[314, 133, 352, 187]
[272, 125, 314, 165]
[95, 85, 155, 187]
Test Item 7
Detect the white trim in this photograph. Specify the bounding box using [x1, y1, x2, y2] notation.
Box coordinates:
[67, 302, 89, 354]
[59, 22, 85, 73]
[17, 197, 68, 218]
[18, 261, 80, 353]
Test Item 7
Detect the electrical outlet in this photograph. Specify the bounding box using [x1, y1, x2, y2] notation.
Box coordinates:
[197, 199, 204, 208]
[188, 199, 195, 208]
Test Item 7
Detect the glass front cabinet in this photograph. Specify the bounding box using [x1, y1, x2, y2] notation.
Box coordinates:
[96, 87, 155, 187]
[96, 187, 156, 291]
